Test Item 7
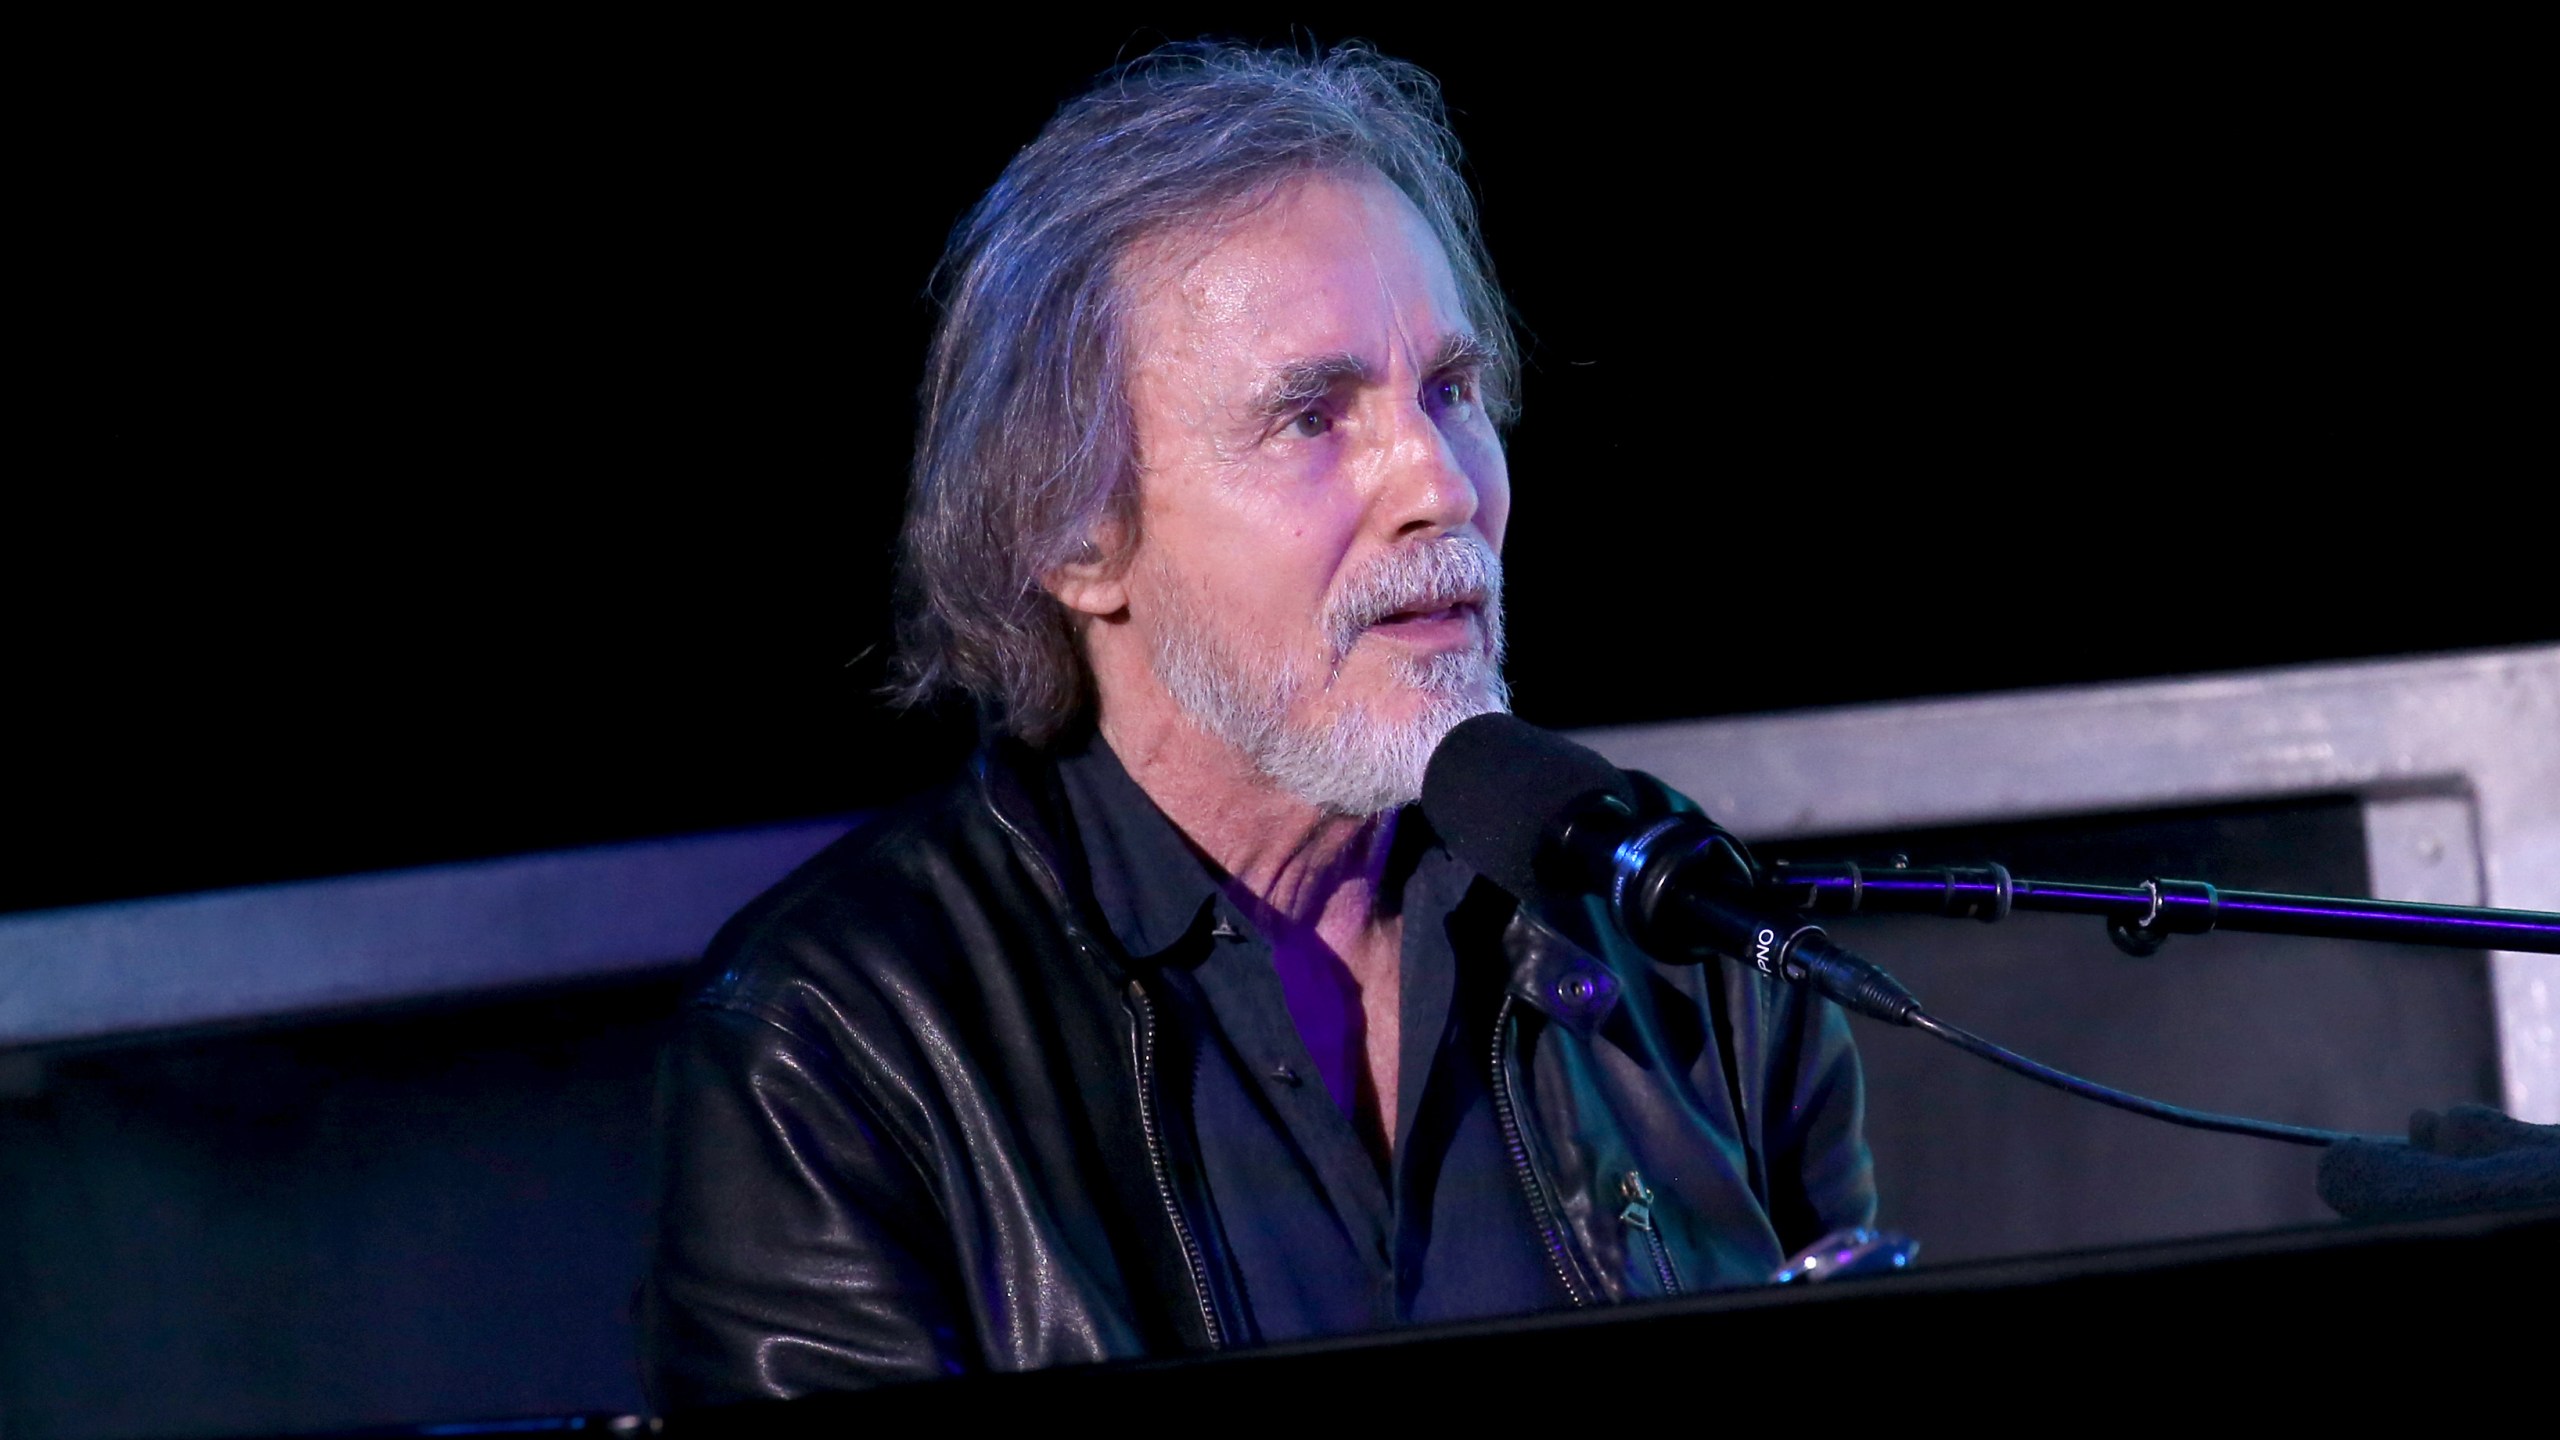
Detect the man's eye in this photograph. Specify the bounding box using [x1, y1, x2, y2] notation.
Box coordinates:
[1429, 376, 1476, 411]
[1287, 410, 1333, 438]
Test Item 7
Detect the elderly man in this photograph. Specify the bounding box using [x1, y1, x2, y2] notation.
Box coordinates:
[645, 43, 1872, 1404]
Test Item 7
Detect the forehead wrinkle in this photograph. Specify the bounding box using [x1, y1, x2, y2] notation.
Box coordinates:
[1329, 170, 1475, 385]
[1359, 217, 1431, 384]
[1124, 171, 1477, 477]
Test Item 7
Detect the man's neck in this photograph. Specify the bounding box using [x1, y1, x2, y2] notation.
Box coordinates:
[1098, 707, 1397, 938]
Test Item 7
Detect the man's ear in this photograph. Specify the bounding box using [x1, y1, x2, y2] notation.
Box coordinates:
[1044, 531, 1130, 620]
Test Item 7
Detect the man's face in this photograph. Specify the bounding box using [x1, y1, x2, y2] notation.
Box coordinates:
[1108, 169, 1513, 813]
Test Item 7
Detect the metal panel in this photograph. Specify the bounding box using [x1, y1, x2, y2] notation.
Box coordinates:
[1582, 646, 2560, 1120]
[6, 648, 2553, 1116]
[0, 820, 853, 1052]
[2364, 794, 2485, 909]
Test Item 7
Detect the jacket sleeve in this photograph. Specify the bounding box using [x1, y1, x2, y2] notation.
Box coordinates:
[641, 999, 971, 1408]
[1765, 991, 1878, 1252]
[1621, 769, 1879, 1250]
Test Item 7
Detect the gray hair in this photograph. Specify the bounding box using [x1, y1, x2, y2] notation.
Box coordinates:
[889, 40, 1519, 742]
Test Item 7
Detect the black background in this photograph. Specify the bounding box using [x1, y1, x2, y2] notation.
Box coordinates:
[2, 22, 2539, 1435]
[14, 14, 2548, 915]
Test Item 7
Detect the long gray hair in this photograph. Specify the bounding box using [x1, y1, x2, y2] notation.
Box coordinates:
[889, 41, 1519, 742]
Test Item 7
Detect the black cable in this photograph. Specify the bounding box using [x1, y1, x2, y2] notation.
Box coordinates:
[1906, 1010, 2390, 1148]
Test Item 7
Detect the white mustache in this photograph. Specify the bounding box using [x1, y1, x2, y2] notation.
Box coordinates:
[1323, 535, 1505, 663]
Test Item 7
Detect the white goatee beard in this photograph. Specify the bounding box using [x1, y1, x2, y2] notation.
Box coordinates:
[1144, 535, 1511, 817]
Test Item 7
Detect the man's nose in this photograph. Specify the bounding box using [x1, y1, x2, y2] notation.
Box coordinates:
[1376, 398, 1481, 539]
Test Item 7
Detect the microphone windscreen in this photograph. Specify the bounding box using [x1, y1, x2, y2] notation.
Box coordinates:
[1421, 713, 1636, 897]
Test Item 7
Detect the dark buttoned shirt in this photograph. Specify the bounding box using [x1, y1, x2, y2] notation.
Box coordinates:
[1058, 737, 1562, 1342]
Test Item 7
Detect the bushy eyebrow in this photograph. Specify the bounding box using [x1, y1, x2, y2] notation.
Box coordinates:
[1426, 331, 1496, 380]
[1246, 331, 1493, 421]
[1250, 352, 1370, 421]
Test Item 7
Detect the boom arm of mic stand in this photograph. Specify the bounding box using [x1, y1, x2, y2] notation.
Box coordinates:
[1761, 859, 2560, 957]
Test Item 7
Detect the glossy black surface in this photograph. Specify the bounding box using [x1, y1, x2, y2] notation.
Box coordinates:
[672, 1204, 2560, 1428]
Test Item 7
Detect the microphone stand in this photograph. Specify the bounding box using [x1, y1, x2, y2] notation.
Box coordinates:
[1733, 856, 2560, 1149]
[1757, 858, 2560, 957]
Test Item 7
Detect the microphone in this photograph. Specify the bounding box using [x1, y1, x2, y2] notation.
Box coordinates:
[1420, 714, 2396, 1147]
[1422, 713, 1921, 1026]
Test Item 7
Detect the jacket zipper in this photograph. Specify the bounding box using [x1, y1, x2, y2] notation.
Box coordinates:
[1618, 1169, 1684, 1295]
[980, 784, 1225, 1350]
[1489, 994, 1593, 1307]
[1126, 980, 1224, 1349]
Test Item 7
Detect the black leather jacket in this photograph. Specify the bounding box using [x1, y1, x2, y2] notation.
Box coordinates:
[642, 741, 1874, 1406]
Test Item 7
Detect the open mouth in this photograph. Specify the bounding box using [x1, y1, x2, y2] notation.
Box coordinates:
[1378, 601, 1475, 627]
[1367, 594, 1485, 637]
